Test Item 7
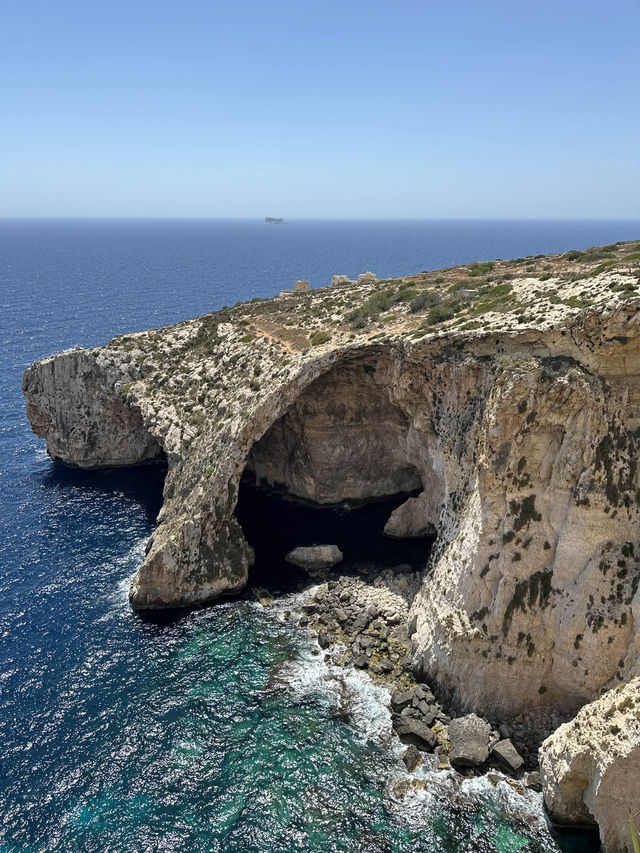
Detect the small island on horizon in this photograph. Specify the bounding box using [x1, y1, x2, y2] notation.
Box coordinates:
[265, 217, 285, 224]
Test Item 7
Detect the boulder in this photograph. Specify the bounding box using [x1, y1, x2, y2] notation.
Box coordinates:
[284, 544, 343, 570]
[491, 739, 524, 773]
[391, 689, 414, 712]
[449, 714, 492, 768]
[402, 744, 423, 772]
[393, 715, 438, 751]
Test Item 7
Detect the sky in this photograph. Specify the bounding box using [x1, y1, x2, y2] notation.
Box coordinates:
[1, 0, 639, 218]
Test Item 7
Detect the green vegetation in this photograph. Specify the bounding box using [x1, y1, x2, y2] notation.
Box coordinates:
[344, 284, 416, 328]
[468, 282, 515, 317]
[426, 304, 456, 325]
[409, 290, 441, 314]
[310, 331, 331, 346]
[468, 261, 495, 278]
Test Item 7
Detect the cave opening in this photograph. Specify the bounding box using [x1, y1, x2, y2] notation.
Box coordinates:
[235, 474, 436, 593]
[234, 352, 439, 593]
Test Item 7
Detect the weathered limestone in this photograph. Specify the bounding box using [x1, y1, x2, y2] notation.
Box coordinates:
[22, 258, 640, 698]
[491, 739, 524, 773]
[540, 679, 640, 852]
[23, 349, 161, 468]
[449, 714, 492, 767]
[384, 492, 438, 538]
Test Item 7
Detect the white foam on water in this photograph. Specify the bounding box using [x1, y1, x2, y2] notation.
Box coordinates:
[265, 588, 561, 849]
[98, 536, 150, 618]
[266, 588, 394, 745]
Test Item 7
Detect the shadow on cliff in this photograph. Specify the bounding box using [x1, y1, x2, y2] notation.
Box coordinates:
[40, 457, 167, 526]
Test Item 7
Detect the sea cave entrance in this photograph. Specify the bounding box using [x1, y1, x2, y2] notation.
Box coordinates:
[235, 477, 435, 592]
[234, 351, 439, 592]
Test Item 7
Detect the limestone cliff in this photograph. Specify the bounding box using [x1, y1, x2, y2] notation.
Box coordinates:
[540, 678, 640, 852]
[23, 240, 640, 846]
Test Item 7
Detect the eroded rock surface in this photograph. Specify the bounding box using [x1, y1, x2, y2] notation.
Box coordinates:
[449, 714, 492, 768]
[540, 678, 640, 852]
[23, 246, 640, 709]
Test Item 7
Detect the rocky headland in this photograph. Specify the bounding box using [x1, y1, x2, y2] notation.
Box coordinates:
[24, 240, 640, 850]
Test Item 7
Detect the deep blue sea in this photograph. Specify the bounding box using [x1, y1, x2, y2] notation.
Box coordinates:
[2, 219, 639, 853]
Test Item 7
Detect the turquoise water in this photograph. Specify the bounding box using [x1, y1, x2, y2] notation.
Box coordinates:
[1, 219, 627, 851]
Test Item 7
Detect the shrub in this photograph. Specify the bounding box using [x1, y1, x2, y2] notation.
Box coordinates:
[410, 290, 441, 313]
[468, 261, 495, 277]
[426, 304, 456, 325]
[310, 331, 330, 346]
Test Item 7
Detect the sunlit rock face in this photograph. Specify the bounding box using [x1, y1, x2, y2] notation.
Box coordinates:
[540, 678, 640, 853]
[23, 349, 162, 468]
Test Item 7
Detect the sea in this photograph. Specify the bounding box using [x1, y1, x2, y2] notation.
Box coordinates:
[2, 218, 639, 853]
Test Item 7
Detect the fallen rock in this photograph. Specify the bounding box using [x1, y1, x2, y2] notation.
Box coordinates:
[491, 739, 524, 773]
[393, 715, 438, 751]
[284, 544, 343, 570]
[402, 744, 423, 772]
[449, 714, 492, 768]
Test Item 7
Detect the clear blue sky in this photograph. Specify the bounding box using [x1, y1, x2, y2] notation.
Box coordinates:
[1, 0, 639, 218]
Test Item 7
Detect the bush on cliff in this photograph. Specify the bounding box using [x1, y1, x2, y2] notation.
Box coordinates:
[410, 291, 441, 314]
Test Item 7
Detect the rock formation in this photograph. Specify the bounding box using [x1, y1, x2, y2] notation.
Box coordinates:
[540, 678, 640, 852]
[285, 544, 343, 570]
[23, 240, 640, 848]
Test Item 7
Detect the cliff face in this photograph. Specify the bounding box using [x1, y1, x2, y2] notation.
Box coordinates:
[540, 678, 640, 853]
[23, 241, 640, 847]
[410, 307, 640, 719]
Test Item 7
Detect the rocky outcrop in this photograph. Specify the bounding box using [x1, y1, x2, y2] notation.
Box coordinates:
[384, 493, 437, 538]
[540, 678, 640, 852]
[24, 348, 162, 468]
[23, 241, 640, 844]
[22, 242, 640, 716]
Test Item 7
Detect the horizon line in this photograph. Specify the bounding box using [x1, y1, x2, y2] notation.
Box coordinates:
[2, 215, 640, 223]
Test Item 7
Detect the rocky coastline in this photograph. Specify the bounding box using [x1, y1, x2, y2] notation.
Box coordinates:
[288, 569, 547, 784]
[23, 240, 640, 851]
